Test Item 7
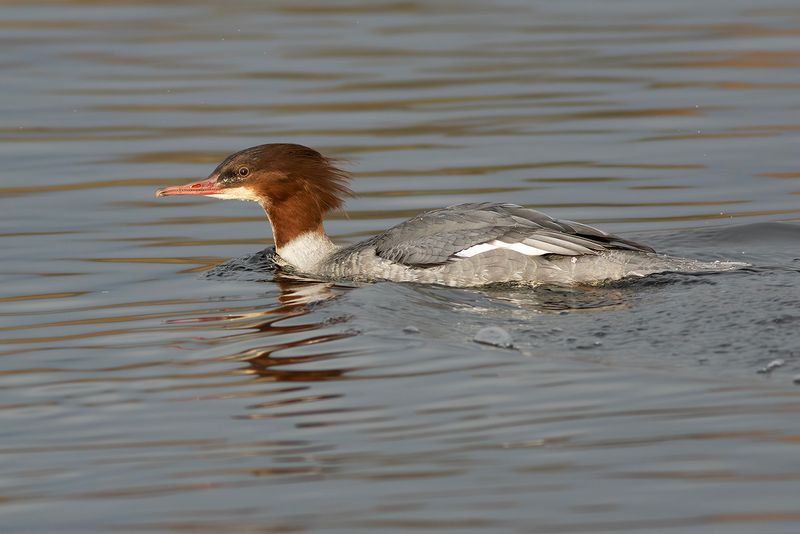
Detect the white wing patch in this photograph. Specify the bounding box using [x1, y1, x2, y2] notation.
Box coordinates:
[454, 239, 551, 258]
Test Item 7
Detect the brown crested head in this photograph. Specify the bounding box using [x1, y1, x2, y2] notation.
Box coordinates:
[156, 143, 352, 209]
[211, 143, 352, 211]
[155, 143, 353, 247]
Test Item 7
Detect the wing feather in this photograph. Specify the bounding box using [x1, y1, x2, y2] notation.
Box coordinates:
[370, 203, 654, 267]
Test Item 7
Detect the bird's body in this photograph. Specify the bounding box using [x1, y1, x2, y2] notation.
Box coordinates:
[278, 202, 679, 287]
[155, 143, 740, 287]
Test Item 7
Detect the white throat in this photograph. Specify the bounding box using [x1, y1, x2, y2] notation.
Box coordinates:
[276, 232, 337, 273]
[208, 186, 261, 202]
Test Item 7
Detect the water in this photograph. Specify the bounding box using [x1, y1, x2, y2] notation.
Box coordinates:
[2, 0, 800, 532]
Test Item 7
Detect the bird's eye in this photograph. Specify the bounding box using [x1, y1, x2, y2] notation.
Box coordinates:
[238, 167, 250, 177]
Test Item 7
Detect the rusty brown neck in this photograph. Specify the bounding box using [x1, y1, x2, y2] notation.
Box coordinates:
[262, 191, 326, 248]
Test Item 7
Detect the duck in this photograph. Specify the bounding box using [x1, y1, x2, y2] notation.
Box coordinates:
[155, 143, 736, 287]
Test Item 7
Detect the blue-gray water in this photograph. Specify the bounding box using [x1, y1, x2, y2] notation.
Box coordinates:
[2, 1, 800, 532]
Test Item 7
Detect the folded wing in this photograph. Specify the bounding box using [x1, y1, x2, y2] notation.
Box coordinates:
[371, 202, 655, 267]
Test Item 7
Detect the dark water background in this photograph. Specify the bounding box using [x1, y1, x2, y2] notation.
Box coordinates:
[2, 1, 800, 532]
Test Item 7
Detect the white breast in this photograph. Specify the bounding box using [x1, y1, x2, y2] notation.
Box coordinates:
[277, 232, 338, 272]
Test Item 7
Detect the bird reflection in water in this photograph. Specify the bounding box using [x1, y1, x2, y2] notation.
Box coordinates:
[165, 271, 358, 385]
[219, 274, 357, 386]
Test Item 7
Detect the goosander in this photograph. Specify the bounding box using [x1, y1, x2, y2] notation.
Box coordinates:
[155, 143, 736, 287]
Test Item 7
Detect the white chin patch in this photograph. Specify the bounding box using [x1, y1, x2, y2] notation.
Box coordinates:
[208, 187, 261, 202]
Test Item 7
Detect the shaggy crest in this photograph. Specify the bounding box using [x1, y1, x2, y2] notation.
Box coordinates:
[225, 143, 353, 213]
[221, 144, 352, 247]
[155, 143, 353, 249]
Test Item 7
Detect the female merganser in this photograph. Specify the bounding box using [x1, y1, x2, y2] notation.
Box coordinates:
[155, 143, 736, 287]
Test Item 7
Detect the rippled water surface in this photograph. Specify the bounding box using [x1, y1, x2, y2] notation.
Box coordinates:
[2, 1, 800, 532]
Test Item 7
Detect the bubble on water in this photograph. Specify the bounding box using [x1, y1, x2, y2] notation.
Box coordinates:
[474, 326, 514, 349]
[402, 325, 420, 334]
[757, 359, 785, 374]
